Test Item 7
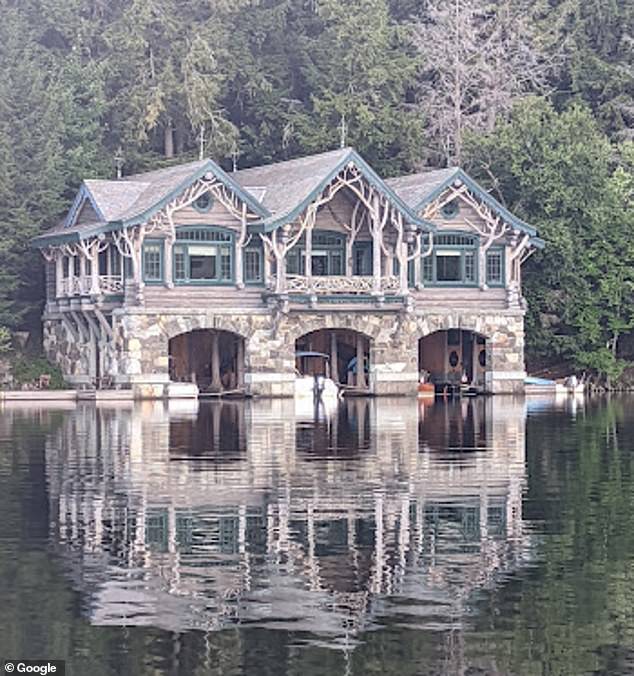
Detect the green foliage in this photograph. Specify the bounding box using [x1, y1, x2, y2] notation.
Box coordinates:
[466, 99, 634, 381]
[0, 327, 11, 354]
[9, 355, 66, 390]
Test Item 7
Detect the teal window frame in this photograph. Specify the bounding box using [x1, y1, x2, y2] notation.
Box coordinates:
[173, 225, 235, 285]
[287, 230, 347, 276]
[419, 232, 479, 288]
[193, 193, 214, 213]
[486, 247, 505, 287]
[244, 246, 264, 285]
[352, 241, 372, 275]
[142, 239, 164, 284]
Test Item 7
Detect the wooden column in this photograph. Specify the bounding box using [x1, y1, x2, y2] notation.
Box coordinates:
[90, 248, 100, 295]
[67, 255, 75, 296]
[356, 334, 366, 388]
[79, 254, 87, 294]
[55, 253, 64, 298]
[164, 238, 174, 288]
[330, 331, 339, 384]
[371, 197, 382, 294]
[235, 205, 247, 289]
[399, 240, 409, 295]
[236, 338, 245, 388]
[414, 255, 422, 289]
[305, 223, 313, 282]
[210, 331, 222, 391]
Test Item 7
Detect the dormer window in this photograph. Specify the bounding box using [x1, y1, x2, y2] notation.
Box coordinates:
[441, 200, 459, 219]
[193, 193, 213, 213]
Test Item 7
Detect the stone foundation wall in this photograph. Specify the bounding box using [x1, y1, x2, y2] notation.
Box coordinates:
[44, 306, 526, 396]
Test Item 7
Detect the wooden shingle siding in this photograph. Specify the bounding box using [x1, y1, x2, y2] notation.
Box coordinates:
[142, 285, 266, 311]
[412, 286, 507, 309]
[173, 201, 242, 230]
[75, 199, 100, 225]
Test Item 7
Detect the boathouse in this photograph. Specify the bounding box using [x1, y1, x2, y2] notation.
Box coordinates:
[32, 147, 543, 397]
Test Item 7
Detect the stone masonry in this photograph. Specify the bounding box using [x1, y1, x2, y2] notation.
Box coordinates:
[43, 306, 526, 397]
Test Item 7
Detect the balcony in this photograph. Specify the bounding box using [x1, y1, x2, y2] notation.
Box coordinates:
[270, 274, 402, 295]
[58, 275, 124, 298]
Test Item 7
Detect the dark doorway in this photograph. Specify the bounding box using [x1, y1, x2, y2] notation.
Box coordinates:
[169, 329, 245, 393]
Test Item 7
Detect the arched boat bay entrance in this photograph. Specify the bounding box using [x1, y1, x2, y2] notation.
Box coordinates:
[169, 329, 245, 393]
[295, 328, 371, 390]
[419, 329, 488, 393]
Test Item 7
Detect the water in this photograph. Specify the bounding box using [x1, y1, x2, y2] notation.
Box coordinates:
[0, 395, 633, 675]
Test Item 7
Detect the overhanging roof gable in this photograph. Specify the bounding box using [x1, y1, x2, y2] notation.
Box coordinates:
[237, 148, 434, 233]
[414, 168, 541, 243]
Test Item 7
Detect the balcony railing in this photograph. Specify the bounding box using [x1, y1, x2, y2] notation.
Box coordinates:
[58, 275, 124, 298]
[270, 275, 402, 295]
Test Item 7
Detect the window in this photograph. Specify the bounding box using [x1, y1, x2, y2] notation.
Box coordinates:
[286, 230, 345, 276]
[244, 248, 262, 283]
[143, 241, 163, 282]
[436, 251, 462, 282]
[73, 256, 81, 276]
[353, 242, 372, 275]
[441, 200, 459, 219]
[419, 232, 479, 286]
[423, 256, 433, 282]
[172, 227, 234, 284]
[193, 193, 213, 213]
[486, 249, 504, 286]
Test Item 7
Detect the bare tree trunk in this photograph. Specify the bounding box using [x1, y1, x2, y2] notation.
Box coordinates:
[164, 123, 174, 158]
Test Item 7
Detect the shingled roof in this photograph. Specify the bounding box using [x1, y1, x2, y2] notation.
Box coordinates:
[385, 168, 458, 210]
[33, 148, 540, 247]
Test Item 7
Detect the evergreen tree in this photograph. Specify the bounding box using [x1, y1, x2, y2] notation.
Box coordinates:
[290, 0, 423, 174]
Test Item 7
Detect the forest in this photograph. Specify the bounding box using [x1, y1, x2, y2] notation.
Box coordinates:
[0, 0, 632, 382]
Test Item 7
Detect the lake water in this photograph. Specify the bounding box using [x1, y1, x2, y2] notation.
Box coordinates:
[0, 395, 633, 675]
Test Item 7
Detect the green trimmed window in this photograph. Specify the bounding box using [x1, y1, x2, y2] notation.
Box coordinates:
[420, 233, 479, 286]
[142, 240, 164, 282]
[287, 230, 346, 276]
[244, 247, 263, 283]
[173, 226, 234, 284]
[486, 248, 504, 286]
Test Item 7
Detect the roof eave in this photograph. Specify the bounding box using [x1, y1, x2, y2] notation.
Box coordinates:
[121, 160, 270, 228]
[249, 149, 436, 234]
[414, 168, 539, 239]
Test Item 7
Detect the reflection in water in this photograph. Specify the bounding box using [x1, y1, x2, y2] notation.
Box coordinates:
[44, 396, 530, 658]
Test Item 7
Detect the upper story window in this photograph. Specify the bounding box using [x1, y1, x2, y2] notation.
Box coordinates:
[287, 230, 345, 276]
[143, 240, 164, 283]
[174, 226, 234, 284]
[421, 232, 478, 287]
[441, 200, 460, 219]
[193, 193, 213, 213]
[486, 248, 504, 286]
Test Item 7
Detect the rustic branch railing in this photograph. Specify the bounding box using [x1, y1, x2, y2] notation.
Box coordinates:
[270, 275, 401, 295]
[58, 275, 124, 298]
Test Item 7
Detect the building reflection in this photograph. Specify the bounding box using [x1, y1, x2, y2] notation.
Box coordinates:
[45, 396, 530, 641]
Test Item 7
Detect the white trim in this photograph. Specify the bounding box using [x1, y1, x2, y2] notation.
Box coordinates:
[244, 372, 296, 384]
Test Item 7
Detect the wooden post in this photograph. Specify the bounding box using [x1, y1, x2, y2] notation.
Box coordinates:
[263, 249, 271, 288]
[67, 255, 75, 296]
[55, 253, 64, 298]
[236, 338, 245, 388]
[90, 248, 100, 296]
[399, 241, 408, 294]
[79, 254, 87, 294]
[305, 223, 313, 283]
[330, 331, 339, 384]
[356, 334, 366, 388]
[164, 238, 174, 288]
[211, 331, 221, 391]
[235, 204, 247, 289]
[414, 255, 421, 289]
[371, 196, 382, 294]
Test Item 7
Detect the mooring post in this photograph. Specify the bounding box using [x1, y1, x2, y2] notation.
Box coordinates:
[211, 332, 221, 391]
[356, 334, 366, 388]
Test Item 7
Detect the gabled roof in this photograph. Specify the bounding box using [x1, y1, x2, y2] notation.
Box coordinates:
[33, 149, 542, 249]
[233, 147, 433, 232]
[387, 167, 544, 246]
